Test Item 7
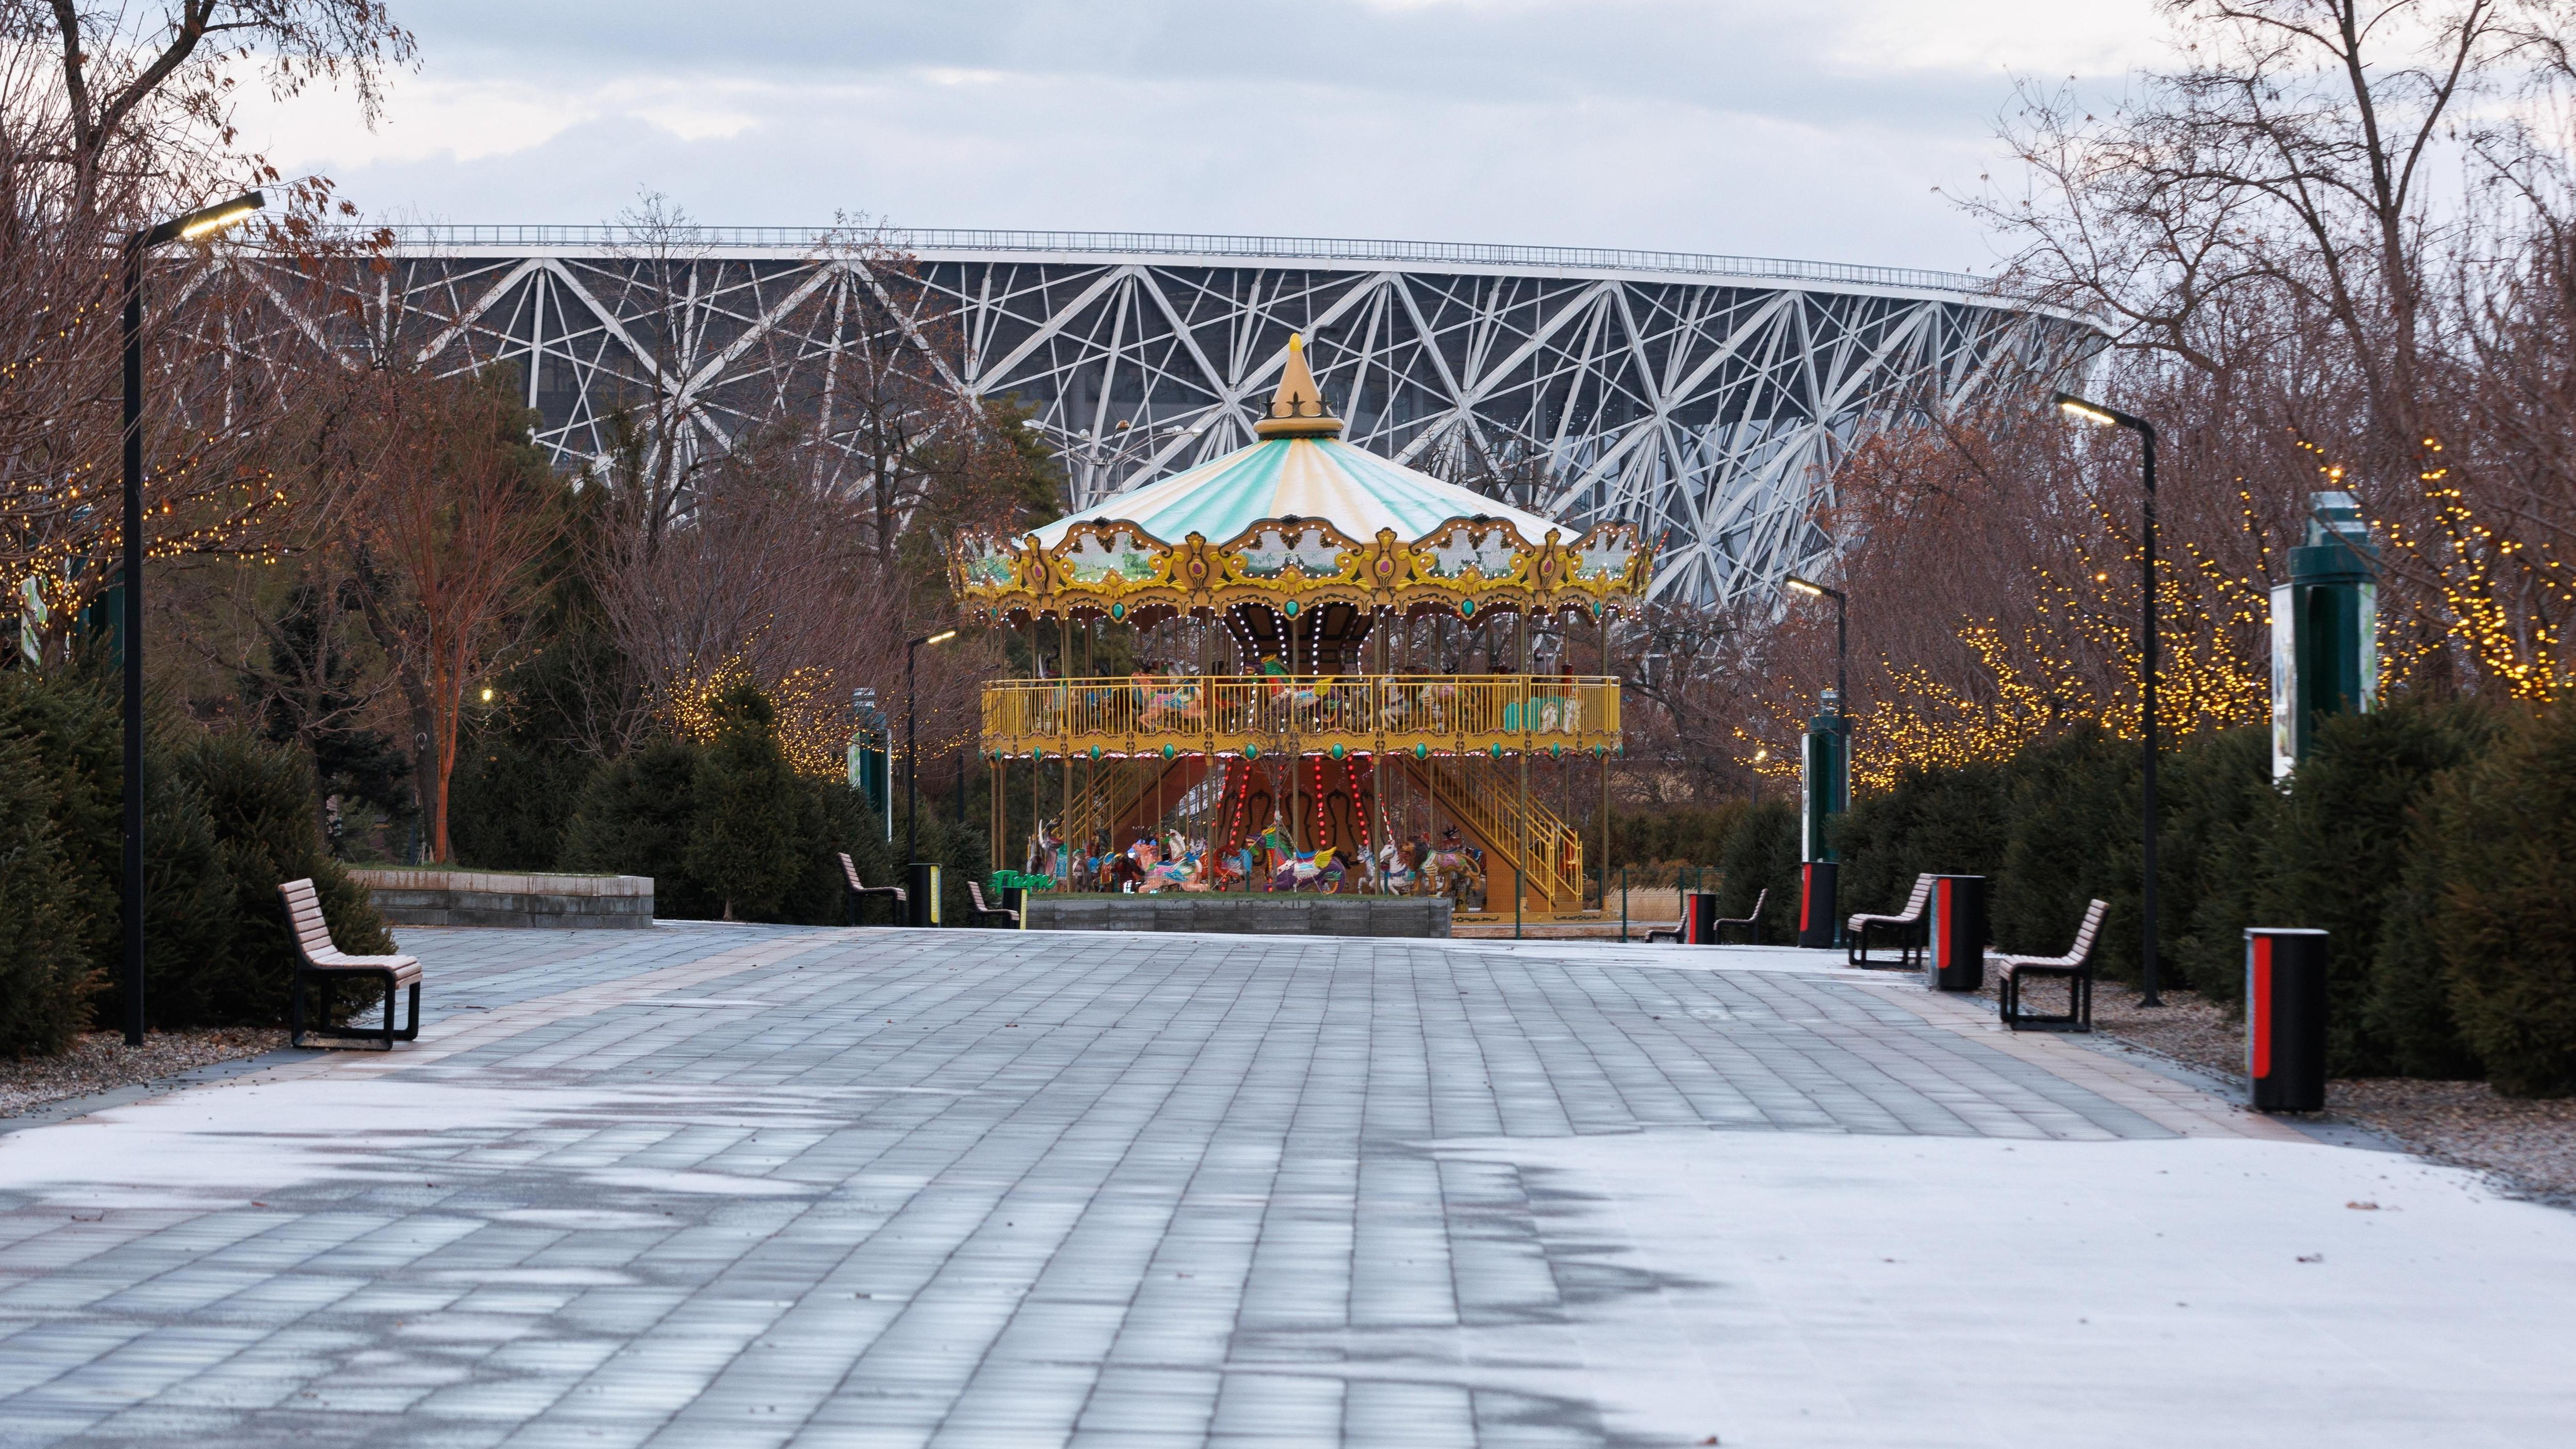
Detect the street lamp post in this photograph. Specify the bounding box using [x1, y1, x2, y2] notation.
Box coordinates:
[2053, 390, 2163, 1007]
[904, 629, 958, 869]
[119, 191, 264, 1047]
[1783, 574, 1850, 948]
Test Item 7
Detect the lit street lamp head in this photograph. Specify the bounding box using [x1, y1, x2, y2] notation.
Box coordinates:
[1782, 573, 1843, 603]
[141, 191, 266, 249]
[2052, 390, 2151, 438]
[913, 629, 958, 648]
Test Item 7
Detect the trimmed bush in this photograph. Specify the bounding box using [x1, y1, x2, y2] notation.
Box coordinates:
[1612, 803, 1749, 876]
[2261, 702, 2503, 1075]
[0, 670, 391, 1036]
[145, 731, 392, 1028]
[560, 686, 978, 927]
[2420, 705, 2576, 1096]
[686, 685, 807, 921]
[2161, 726, 2276, 1002]
[1831, 759, 2010, 919]
[1713, 798, 1800, 942]
[0, 734, 94, 1057]
[0, 671, 121, 980]
[1992, 729, 2138, 972]
[449, 732, 596, 870]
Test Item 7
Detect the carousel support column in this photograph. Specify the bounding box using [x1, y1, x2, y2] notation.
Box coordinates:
[1516, 606, 1531, 938]
[1599, 603, 1613, 916]
[1060, 613, 1073, 885]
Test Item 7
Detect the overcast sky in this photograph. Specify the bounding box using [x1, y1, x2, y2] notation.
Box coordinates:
[238, 0, 2169, 275]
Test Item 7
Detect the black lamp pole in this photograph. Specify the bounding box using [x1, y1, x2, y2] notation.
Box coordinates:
[2054, 390, 2162, 1007]
[904, 629, 956, 867]
[119, 191, 263, 1047]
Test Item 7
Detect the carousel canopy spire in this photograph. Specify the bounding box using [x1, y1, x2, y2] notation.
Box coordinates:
[1254, 333, 1342, 439]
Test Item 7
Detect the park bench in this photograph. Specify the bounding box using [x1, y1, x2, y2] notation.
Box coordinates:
[1643, 887, 1767, 945]
[281, 877, 421, 1051]
[965, 880, 1022, 928]
[838, 852, 907, 926]
[1994, 897, 2108, 1033]
[1848, 872, 1937, 968]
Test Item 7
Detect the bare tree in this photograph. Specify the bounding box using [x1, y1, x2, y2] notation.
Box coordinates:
[335, 370, 554, 861]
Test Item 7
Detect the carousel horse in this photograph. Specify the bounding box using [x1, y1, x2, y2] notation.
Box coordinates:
[1315, 850, 1356, 894]
[1270, 850, 1326, 892]
[1423, 837, 1485, 909]
[1215, 845, 1254, 889]
[1377, 841, 1420, 896]
[1133, 669, 1204, 731]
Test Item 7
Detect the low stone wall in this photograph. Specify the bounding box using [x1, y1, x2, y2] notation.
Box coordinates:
[1025, 894, 1451, 938]
[349, 869, 654, 929]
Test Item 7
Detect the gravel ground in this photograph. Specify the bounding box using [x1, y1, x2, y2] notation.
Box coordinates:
[0, 1029, 286, 1121]
[1986, 972, 2576, 1206]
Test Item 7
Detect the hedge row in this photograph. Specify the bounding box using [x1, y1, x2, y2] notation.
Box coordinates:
[1753, 700, 2576, 1096]
[0, 671, 389, 1058]
[450, 682, 989, 928]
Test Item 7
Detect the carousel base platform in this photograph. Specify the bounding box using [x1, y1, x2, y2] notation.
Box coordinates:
[1025, 893, 1452, 938]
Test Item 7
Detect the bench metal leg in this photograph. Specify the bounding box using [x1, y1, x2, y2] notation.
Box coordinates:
[1849, 921, 1923, 969]
[292, 969, 419, 1050]
[2002, 967, 2093, 1033]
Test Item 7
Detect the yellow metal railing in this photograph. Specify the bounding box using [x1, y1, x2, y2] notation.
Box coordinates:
[1413, 755, 1585, 912]
[982, 673, 1620, 761]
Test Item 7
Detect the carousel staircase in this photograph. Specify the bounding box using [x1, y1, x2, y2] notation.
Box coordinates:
[1060, 757, 1203, 847]
[1402, 757, 1585, 915]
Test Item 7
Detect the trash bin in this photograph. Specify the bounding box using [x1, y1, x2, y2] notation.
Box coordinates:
[1681, 890, 1720, 944]
[907, 862, 942, 927]
[2246, 928, 2328, 1111]
[1001, 885, 1029, 929]
[1923, 875, 1988, 992]
[1797, 861, 1839, 949]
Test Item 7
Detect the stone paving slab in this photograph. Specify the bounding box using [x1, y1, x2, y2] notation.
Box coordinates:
[0, 923, 2568, 1448]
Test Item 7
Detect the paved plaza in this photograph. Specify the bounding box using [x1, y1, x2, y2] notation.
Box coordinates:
[1, 924, 2570, 1447]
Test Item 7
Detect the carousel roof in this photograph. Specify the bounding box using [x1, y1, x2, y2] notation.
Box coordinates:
[1031, 335, 1568, 551]
[952, 333, 1652, 622]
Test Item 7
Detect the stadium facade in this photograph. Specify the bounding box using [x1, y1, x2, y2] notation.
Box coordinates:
[336, 227, 2095, 605]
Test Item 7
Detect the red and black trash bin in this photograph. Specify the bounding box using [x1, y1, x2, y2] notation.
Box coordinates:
[2246, 928, 2328, 1112]
[1681, 891, 1720, 944]
[1923, 875, 1988, 992]
[1797, 862, 1839, 949]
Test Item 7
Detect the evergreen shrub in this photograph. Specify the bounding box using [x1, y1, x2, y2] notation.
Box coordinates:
[449, 732, 596, 869]
[2161, 727, 2275, 1001]
[153, 732, 392, 1028]
[560, 685, 984, 927]
[0, 671, 390, 1036]
[1830, 760, 2010, 919]
[2263, 703, 2502, 1075]
[562, 738, 709, 914]
[1713, 798, 1800, 942]
[0, 734, 93, 1057]
[2419, 705, 2576, 1096]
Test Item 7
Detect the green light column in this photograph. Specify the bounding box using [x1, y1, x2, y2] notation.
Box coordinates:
[2269, 492, 2378, 780]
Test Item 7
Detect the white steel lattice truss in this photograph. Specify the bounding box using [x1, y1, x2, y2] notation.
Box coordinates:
[304, 229, 2096, 606]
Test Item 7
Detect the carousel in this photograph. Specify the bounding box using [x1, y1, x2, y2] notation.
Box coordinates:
[952, 335, 1653, 919]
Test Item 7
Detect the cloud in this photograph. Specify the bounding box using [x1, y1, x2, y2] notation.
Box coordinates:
[228, 0, 2167, 268]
